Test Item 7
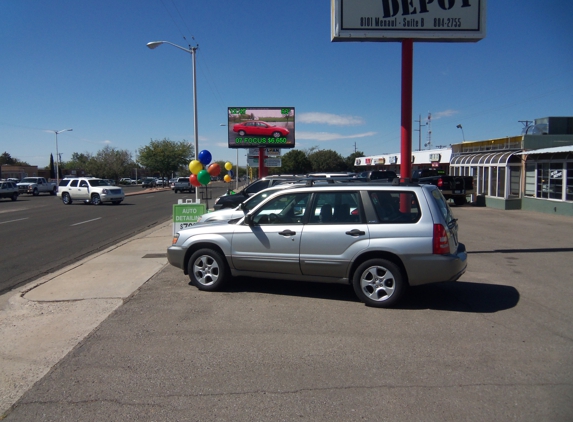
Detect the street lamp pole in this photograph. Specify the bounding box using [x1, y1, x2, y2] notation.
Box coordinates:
[53, 128, 73, 187]
[147, 40, 199, 202]
[456, 124, 466, 142]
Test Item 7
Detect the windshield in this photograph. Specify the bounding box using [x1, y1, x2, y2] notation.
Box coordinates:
[88, 179, 111, 187]
[20, 178, 36, 183]
[243, 189, 284, 211]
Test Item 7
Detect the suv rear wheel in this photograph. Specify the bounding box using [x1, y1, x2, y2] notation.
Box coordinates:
[62, 192, 72, 205]
[353, 259, 407, 308]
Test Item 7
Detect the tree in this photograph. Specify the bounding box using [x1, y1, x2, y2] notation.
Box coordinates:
[308, 149, 347, 172]
[275, 149, 312, 174]
[87, 146, 134, 181]
[138, 138, 194, 180]
[0, 152, 30, 166]
[49, 154, 55, 179]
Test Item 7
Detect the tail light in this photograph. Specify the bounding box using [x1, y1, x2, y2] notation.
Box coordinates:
[437, 178, 443, 188]
[433, 224, 450, 254]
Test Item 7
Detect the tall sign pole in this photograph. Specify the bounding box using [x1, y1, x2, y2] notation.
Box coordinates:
[400, 39, 413, 182]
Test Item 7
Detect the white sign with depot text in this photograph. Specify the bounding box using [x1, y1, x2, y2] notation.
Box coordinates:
[332, 0, 486, 42]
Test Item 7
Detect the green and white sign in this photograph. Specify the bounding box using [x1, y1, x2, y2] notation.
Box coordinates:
[173, 200, 206, 235]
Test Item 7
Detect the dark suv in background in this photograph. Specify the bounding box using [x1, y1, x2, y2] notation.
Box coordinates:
[213, 175, 301, 210]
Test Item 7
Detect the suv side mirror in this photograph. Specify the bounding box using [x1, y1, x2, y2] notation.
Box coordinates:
[244, 214, 254, 225]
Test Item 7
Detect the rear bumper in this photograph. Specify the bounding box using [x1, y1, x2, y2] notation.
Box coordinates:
[404, 243, 467, 286]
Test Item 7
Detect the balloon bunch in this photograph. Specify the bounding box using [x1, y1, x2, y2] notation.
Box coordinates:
[223, 162, 233, 183]
[188, 150, 220, 187]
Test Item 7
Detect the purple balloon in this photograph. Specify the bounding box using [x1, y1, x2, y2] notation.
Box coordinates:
[198, 150, 212, 166]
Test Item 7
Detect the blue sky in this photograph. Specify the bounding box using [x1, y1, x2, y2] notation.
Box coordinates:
[1, 0, 572, 168]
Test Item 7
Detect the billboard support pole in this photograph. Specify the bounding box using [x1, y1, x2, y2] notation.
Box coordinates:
[400, 38, 413, 182]
[400, 39, 413, 213]
[258, 147, 266, 178]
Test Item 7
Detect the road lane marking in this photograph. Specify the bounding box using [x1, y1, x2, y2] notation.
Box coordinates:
[71, 217, 102, 226]
[0, 217, 29, 225]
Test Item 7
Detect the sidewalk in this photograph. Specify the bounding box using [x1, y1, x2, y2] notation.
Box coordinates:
[0, 193, 173, 416]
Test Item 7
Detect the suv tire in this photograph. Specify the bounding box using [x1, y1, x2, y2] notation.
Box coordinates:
[62, 192, 72, 205]
[353, 259, 407, 308]
[188, 248, 228, 291]
[91, 193, 102, 205]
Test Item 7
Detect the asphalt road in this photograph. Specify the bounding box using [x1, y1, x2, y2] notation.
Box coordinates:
[0, 184, 230, 293]
[3, 206, 573, 421]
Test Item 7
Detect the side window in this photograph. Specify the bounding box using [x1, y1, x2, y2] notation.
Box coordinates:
[252, 193, 310, 225]
[70, 180, 79, 187]
[79, 180, 88, 188]
[369, 191, 421, 224]
[309, 192, 362, 224]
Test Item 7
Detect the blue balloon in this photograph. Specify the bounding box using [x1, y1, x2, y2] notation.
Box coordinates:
[198, 150, 212, 165]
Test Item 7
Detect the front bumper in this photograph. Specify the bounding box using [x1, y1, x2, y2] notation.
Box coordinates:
[167, 245, 186, 271]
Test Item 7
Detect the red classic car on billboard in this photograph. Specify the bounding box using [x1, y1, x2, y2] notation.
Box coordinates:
[232, 121, 290, 138]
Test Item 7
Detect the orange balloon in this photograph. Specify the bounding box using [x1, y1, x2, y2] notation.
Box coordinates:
[224, 174, 231, 183]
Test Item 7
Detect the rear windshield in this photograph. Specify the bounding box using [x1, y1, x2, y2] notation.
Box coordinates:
[431, 189, 456, 225]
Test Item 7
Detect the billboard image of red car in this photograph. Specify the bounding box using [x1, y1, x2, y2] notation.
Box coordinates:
[228, 107, 295, 149]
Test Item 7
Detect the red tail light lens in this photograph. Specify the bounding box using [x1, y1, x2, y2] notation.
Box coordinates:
[433, 224, 450, 254]
[437, 178, 443, 188]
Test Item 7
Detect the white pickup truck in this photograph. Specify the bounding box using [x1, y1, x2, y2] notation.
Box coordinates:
[17, 177, 57, 196]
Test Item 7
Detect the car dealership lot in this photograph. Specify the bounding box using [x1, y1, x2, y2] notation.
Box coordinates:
[2, 206, 573, 420]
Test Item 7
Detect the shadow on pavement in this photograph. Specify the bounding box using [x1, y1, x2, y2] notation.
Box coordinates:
[205, 277, 520, 313]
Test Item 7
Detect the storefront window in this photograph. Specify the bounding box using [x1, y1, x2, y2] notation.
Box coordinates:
[549, 163, 563, 200]
[509, 166, 520, 197]
[498, 167, 506, 198]
[525, 163, 536, 197]
[490, 167, 498, 196]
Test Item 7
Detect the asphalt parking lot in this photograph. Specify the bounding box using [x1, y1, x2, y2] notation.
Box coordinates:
[3, 206, 573, 421]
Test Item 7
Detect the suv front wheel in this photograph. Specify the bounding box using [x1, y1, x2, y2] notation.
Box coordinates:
[188, 248, 228, 291]
[353, 259, 407, 308]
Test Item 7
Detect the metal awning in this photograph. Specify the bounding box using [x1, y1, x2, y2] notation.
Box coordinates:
[517, 146, 573, 155]
[450, 151, 520, 166]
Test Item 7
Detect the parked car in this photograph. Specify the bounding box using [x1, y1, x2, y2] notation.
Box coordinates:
[57, 177, 125, 205]
[17, 177, 57, 196]
[155, 178, 168, 187]
[196, 184, 298, 225]
[356, 170, 398, 182]
[0, 181, 19, 201]
[213, 175, 301, 210]
[168, 181, 467, 308]
[232, 121, 289, 138]
[142, 177, 157, 188]
[119, 178, 136, 185]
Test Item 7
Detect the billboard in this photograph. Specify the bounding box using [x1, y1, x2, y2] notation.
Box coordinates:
[228, 107, 295, 149]
[331, 0, 486, 42]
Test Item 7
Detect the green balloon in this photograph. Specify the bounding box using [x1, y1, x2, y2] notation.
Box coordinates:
[197, 169, 211, 186]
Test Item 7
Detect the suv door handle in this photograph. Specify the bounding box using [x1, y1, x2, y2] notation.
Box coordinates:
[279, 230, 296, 236]
[346, 229, 365, 236]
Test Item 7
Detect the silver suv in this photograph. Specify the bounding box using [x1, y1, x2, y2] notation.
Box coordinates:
[167, 182, 467, 308]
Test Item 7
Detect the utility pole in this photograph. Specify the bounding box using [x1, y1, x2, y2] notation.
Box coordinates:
[414, 115, 425, 151]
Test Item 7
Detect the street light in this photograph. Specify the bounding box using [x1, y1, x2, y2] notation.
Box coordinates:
[147, 40, 199, 202]
[456, 124, 466, 142]
[52, 128, 73, 187]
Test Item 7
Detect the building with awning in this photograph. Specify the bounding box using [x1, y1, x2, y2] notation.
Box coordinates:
[354, 117, 573, 215]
